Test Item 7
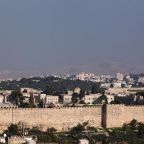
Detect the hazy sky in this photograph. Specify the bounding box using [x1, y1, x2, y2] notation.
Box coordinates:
[0, 0, 144, 74]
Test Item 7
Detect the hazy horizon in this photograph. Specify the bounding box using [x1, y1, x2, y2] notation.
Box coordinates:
[0, 0, 144, 77]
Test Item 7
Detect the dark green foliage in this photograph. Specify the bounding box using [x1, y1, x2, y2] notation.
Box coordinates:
[47, 127, 57, 134]
[38, 99, 44, 108]
[47, 103, 55, 108]
[79, 100, 86, 104]
[0, 76, 100, 93]
[79, 89, 85, 100]
[93, 94, 108, 104]
[69, 123, 85, 135]
[5, 120, 144, 144]
[87, 126, 97, 132]
[28, 95, 36, 108]
[7, 124, 19, 136]
[137, 122, 144, 138]
[72, 93, 79, 104]
[91, 84, 104, 94]
[9, 90, 24, 106]
[29, 127, 43, 135]
[129, 119, 138, 130]
[111, 95, 135, 105]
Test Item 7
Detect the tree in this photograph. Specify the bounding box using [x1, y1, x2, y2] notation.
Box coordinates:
[91, 85, 98, 94]
[46, 128, 58, 143]
[79, 100, 86, 104]
[70, 123, 85, 135]
[138, 122, 144, 137]
[38, 100, 44, 108]
[93, 95, 108, 104]
[100, 95, 108, 104]
[9, 90, 24, 106]
[79, 89, 85, 100]
[7, 124, 19, 135]
[47, 128, 57, 134]
[29, 95, 36, 108]
[129, 119, 138, 130]
[48, 103, 55, 108]
[91, 84, 104, 94]
[44, 85, 55, 95]
[72, 93, 79, 104]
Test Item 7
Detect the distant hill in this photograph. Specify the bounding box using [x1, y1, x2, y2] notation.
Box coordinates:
[0, 62, 144, 79]
[55, 62, 144, 75]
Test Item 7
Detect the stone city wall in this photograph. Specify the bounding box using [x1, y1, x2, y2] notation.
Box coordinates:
[0, 106, 102, 132]
[0, 105, 144, 132]
[106, 105, 144, 128]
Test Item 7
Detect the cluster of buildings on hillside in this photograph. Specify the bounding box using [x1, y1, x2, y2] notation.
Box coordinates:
[0, 72, 144, 108]
[66, 72, 144, 88]
[1, 72, 144, 88]
[0, 85, 144, 108]
[0, 87, 112, 108]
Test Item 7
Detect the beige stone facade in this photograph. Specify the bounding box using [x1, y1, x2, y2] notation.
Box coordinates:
[0, 106, 102, 132]
[106, 105, 144, 128]
[0, 105, 144, 132]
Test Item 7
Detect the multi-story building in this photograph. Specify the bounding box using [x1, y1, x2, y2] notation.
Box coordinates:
[138, 77, 144, 83]
[61, 94, 72, 104]
[76, 72, 95, 81]
[113, 82, 122, 88]
[83, 94, 101, 104]
[116, 73, 124, 81]
[45, 95, 59, 104]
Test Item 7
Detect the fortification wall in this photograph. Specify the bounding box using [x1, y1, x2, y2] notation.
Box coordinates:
[1, 105, 144, 132]
[0, 106, 102, 132]
[106, 105, 144, 128]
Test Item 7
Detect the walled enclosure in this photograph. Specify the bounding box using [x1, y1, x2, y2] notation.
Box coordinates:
[106, 105, 144, 128]
[0, 106, 102, 132]
[0, 105, 144, 132]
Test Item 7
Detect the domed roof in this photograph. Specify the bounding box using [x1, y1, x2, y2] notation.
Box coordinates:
[74, 87, 81, 94]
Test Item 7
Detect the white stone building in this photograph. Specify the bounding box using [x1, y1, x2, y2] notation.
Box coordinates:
[138, 77, 144, 83]
[79, 139, 89, 144]
[113, 82, 122, 88]
[83, 94, 101, 104]
[45, 95, 59, 104]
[116, 73, 124, 81]
[61, 94, 72, 104]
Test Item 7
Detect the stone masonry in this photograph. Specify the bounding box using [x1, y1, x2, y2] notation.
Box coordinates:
[0, 105, 144, 132]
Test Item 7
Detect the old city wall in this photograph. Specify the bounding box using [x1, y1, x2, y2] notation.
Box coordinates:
[1, 105, 144, 132]
[0, 106, 102, 132]
[106, 105, 144, 128]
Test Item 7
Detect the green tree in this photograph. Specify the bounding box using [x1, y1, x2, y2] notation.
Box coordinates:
[138, 122, 144, 137]
[9, 90, 24, 106]
[46, 128, 58, 142]
[7, 124, 19, 135]
[47, 127, 57, 134]
[91, 84, 104, 94]
[129, 119, 138, 130]
[29, 95, 36, 108]
[79, 89, 85, 100]
[38, 99, 44, 108]
[100, 95, 108, 104]
[72, 93, 79, 104]
[93, 95, 108, 104]
[70, 123, 85, 135]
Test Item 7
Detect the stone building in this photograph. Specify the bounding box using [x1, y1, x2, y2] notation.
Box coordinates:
[83, 94, 101, 104]
[45, 95, 59, 104]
